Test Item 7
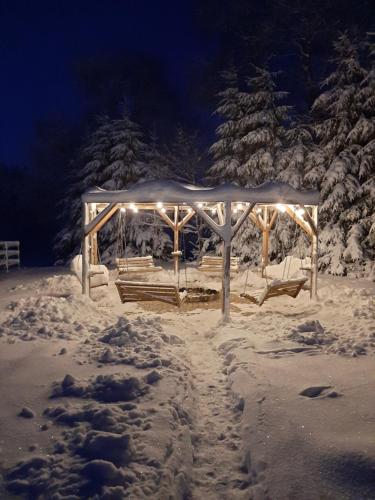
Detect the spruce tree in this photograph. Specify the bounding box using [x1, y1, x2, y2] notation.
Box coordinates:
[307, 34, 367, 274]
[54, 109, 171, 263]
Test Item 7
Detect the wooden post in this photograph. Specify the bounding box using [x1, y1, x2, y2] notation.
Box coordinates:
[222, 201, 232, 323]
[173, 206, 179, 275]
[89, 204, 98, 264]
[82, 202, 90, 296]
[311, 205, 318, 300]
[261, 207, 269, 277]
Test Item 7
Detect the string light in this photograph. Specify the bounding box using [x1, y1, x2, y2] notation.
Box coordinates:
[276, 203, 286, 213]
[296, 207, 305, 217]
[157, 202, 163, 209]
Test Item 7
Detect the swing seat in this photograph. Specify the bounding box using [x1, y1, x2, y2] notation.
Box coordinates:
[116, 256, 162, 274]
[70, 255, 109, 289]
[115, 280, 183, 307]
[241, 277, 308, 306]
[198, 255, 239, 273]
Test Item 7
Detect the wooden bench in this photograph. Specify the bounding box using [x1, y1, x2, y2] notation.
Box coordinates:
[115, 280, 181, 306]
[198, 255, 239, 273]
[241, 277, 307, 306]
[116, 256, 162, 274]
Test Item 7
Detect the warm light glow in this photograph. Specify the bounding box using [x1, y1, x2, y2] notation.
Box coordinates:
[157, 202, 163, 209]
[296, 207, 305, 217]
[276, 203, 286, 213]
[161, 207, 166, 213]
[188, 207, 192, 213]
[237, 203, 243, 210]
[120, 207, 126, 213]
[211, 207, 217, 214]
[129, 203, 136, 210]
[133, 207, 139, 213]
[233, 207, 238, 214]
[198, 202, 203, 208]
[256, 208, 262, 214]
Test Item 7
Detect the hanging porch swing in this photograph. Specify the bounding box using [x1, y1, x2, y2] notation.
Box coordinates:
[115, 206, 219, 306]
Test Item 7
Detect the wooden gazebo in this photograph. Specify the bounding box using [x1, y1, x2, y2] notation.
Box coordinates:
[81, 180, 319, 322]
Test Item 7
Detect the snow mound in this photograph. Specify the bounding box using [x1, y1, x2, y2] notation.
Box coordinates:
[0, 294, 107, 341]
[83, 316, 185, 370]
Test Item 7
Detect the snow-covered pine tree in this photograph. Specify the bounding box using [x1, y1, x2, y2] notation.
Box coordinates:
[343, 42, 375, 276]
[208, 66, 291, 263]
[307, 33, 367, 274]
[54, 109, 171, 263]
[272, 123, 317, 262]
[208, 68, 244, 184]
[167, 126, 202, 184]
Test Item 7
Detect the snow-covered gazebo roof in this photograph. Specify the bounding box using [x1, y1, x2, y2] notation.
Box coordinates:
[82, 180, 319, 206]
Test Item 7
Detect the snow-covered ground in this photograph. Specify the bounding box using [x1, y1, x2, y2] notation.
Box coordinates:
[0, 266, 374, 499]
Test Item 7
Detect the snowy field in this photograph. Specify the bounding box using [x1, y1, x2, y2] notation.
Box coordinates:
[0, 266, 375, 499]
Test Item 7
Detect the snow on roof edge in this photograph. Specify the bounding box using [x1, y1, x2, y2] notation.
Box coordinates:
[82, 180, 319, 205]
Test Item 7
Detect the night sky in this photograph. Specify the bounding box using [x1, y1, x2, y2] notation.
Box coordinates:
[0, 0, 211, 166]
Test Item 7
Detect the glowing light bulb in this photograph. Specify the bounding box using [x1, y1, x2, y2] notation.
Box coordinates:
[129, 203, 135, 210]
[120, 207, 126, 213]
[276, 203, 286, 213]
[296, 208, 305, 217]
[157, 202, 163, 209]
[132, 205, 138, 213]
[161, 207, 166, 213]
[237, 203, 243, 210]
[211, 208, 217, 214]
[256, 208, 262, 214]
[233, 208, 238, 214]
[198, 202, 203, 208]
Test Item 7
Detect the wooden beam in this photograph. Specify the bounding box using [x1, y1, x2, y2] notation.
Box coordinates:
[300, 205, 318, 237]
[232, 203, 255, 239]
[269, 209, 278, 230]
[178, 210, 195, 230]
[217, 203, 224, 225]
[311, 205, 318, 300]
[249, 212, 264, 231]
[192, 203, 226, 239]
[156, 208, 175, 230]
[284, 206, 312, 237]
[222, 201, 232, 323]
[82, 203, 90, 296]
[85, 203, 118, 236]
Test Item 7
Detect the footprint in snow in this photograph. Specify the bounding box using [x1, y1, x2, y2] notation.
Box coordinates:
[299, 385, 342, 399]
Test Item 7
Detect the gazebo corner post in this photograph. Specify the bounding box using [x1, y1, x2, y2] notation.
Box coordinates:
[311, 205, 318, 300]
[82, 201, 90, 296]
[173, 206, 179, 275]
[222, 200, 232, 323]
[261, 207, 269, 278]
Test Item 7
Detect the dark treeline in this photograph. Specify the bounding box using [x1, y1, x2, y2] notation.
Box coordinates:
[0, 0, 374, 274]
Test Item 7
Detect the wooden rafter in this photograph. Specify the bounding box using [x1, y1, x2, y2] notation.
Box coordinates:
[284, 206, 313, 237]
[299, 205, 318, 237]
[85, 203, 118, 236]
[232, 203, 255, 239]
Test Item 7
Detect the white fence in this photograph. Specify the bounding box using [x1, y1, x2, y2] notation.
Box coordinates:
[0, 241, 20, 271]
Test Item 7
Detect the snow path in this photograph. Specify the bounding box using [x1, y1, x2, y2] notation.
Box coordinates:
[181, 321, 250, 499]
